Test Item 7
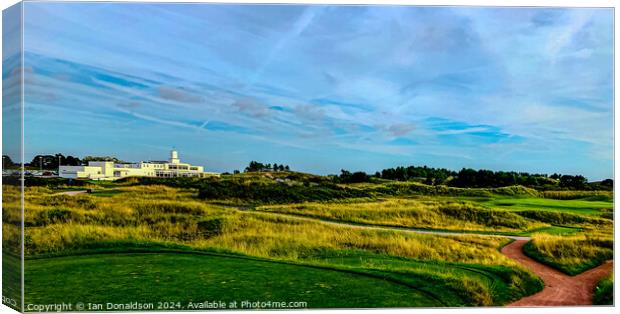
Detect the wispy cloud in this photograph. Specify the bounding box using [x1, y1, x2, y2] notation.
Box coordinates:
[158, 86, 204, 103]
[232, 98, 271, 118]
[246, 6, 324, 87]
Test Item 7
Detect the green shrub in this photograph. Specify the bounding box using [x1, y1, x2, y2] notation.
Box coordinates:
[197, 217, 224, 238]
[593, 273, 614, 305]
[38, 208, 73, 225]
[198, 181, 369, 204]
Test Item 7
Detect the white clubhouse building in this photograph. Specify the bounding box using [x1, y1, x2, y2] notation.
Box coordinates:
[59, 150, 218, 180]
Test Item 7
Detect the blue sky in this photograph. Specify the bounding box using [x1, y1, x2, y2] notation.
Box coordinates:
[13, 3, 613, 179]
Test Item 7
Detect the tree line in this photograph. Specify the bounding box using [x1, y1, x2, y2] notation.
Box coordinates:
[3, 154, 610, 190]
[336, 165, 611, 190]
[2, 154, 128, 170]
[244, 161, 290, 173]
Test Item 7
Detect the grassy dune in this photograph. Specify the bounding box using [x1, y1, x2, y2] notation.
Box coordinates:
[257, 198, 548, 234]
[523, 231, 613, 275]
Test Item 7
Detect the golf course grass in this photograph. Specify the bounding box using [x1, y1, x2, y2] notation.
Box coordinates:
[475, 197, 612, 217]
[25, 251, 440, 308]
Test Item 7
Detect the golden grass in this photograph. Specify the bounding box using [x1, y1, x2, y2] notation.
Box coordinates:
[196, 212, 515, 265]
[3, 185, 22, 254]
[528, 229, 613, 274]
[258, 198, 547, 233]
[542, 190, 612, 200]
[13, 185, 521, 268]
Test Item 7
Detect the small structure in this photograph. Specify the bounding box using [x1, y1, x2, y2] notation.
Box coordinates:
[59, 150, 218, 180]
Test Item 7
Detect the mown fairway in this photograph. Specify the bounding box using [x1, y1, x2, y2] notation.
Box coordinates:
[6, 173, 612, 309]
[475, 197, 612, 217]
[25, 252, 440, 308]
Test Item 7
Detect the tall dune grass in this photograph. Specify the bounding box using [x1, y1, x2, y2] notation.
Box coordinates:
[198, 212, 515, 265]
[525, 231, 613, 275]
[2, 185, 22, 254]
[258, 198, 547, 233]
[542, 190, 613, 201]
[16, 185, 521, 267]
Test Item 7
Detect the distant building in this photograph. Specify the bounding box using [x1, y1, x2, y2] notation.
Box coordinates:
[59, 150, 218, 180]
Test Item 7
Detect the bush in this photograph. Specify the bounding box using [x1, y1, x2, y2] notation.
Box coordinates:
[593, 274, 614, 305]
[197, 217, 224, 238]
[198, 181, 369, 204]
[3, 176, 87, 187]
[38, 208, 73, 225]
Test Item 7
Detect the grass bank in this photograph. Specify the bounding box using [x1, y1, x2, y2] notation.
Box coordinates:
[523, 232, 613, 275]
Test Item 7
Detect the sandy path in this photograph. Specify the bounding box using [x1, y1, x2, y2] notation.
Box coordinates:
[503, 239, 613, 306]
[54, 190, 88, 196]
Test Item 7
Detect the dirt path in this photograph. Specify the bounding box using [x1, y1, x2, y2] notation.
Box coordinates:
[502, 239, 613, 306]
[54, 190, 88, 196]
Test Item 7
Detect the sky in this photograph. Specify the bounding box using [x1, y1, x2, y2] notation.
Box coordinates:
[9, 3, 614, 179]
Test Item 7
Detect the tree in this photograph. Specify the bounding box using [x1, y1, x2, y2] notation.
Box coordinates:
[559, 175, 587, 189]
[29, 154, 80, 170]
[338, 170, 370, 183]
[2, 155, 16, 169]
[82, 156, 124, 163]
[63, 155, 81, 166]
[339, 169, 352, 182]
[350, 171, 370, 183]
[245, 161, 265, 172]
[244, 161, 290, 173]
